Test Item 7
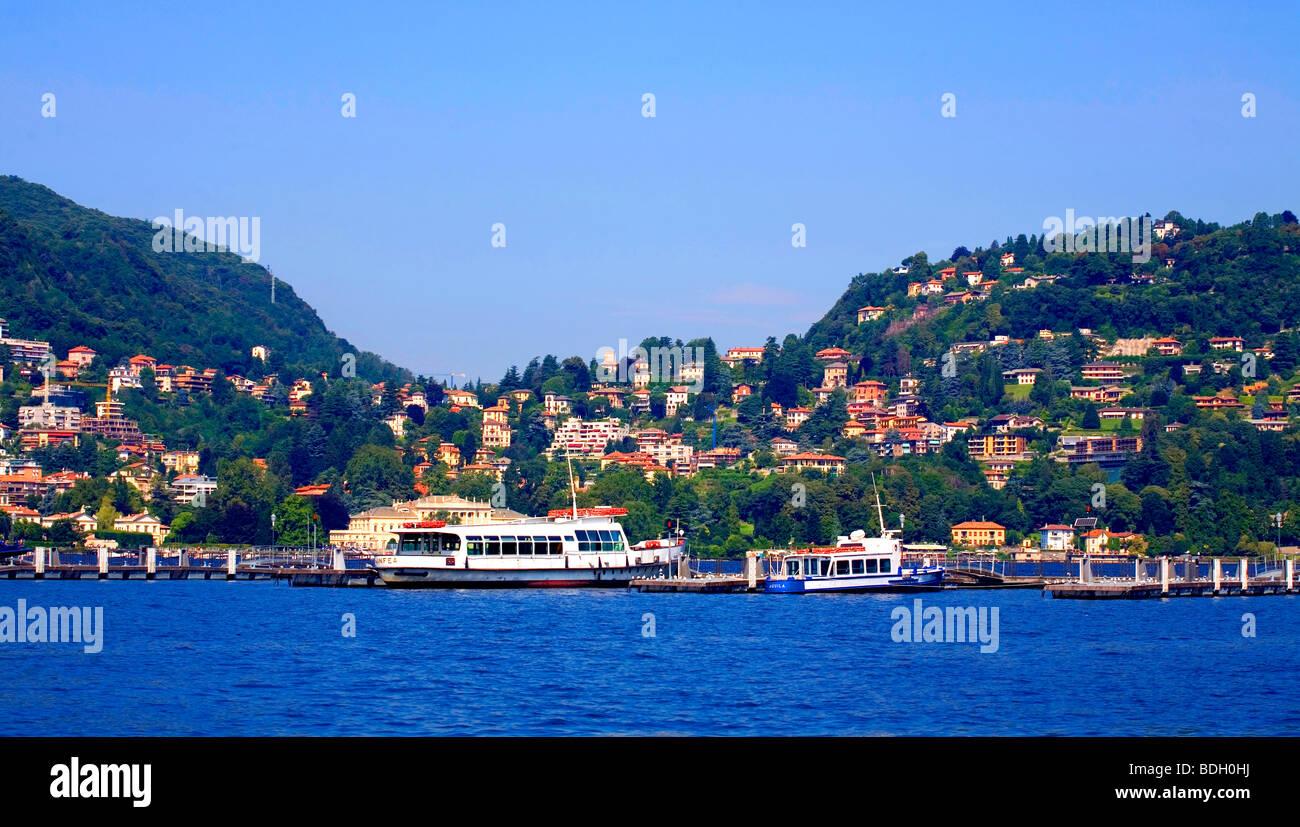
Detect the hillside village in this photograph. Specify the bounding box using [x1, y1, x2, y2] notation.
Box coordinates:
[2, 209, 1300, 558]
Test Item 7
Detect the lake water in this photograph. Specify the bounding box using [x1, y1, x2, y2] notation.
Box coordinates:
[1, 580, 1297, 736]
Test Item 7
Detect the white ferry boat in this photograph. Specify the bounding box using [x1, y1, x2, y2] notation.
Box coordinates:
[370, 507, 684, 588]
[763, 484, 944, 594]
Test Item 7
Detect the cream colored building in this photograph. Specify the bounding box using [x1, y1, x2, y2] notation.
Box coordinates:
[39, 508, 170, 545]
[328, 495, 526, 551]
[113, 512, 170, 545]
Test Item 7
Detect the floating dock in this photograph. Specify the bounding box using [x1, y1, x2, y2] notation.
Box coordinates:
[630, 575, 755, 593]
[0, 547, 382, 587]
[1047, 557, 1297, 599]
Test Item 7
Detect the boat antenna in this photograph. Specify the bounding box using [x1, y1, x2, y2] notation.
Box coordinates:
[565, 447, 579, 517]
[871, 473, 886, 537]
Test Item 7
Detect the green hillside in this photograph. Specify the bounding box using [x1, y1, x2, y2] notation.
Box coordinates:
[804, 211, 1300, 372]
[0, 176, 408, 384]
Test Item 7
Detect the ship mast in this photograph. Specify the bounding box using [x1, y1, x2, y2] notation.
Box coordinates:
[871, 473, 887, 537]
[565, 447, 579, 517]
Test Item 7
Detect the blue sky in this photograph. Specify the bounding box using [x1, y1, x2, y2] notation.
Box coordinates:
[2, 1, 1297, 383]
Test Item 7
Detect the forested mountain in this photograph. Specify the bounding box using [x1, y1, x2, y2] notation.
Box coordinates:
[0, 176, 408, 384]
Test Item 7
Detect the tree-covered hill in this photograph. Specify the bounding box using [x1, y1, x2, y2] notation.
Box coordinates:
[0, 176, 408, 384]
[804, 211, 1300, 372]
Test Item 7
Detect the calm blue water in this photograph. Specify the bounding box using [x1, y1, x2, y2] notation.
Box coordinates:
[1, 581, 1297, 736]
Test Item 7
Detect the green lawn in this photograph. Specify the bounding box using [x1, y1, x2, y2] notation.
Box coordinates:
[1004, 384, 1033, 401]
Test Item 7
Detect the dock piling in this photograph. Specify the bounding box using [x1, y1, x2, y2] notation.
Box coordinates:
[226, 549, 236, 580]
[34, 547, 44, 578]
[146, 547, 157, 579]
[1161, 556, 1170, 593]
[1213, 558, 1222, 593]
[1240, 557, 1249, 590]
[1288, 559, 1295, 591]
[97, 548, 108, 578]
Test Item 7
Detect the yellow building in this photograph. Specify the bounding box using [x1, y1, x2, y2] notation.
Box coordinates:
[967, 434, 1028, 460]
[951, 520, 1006, 548]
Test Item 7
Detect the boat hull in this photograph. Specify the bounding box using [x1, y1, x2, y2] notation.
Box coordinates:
[764, 568, 945, 594]
[375, 561, 671, 588]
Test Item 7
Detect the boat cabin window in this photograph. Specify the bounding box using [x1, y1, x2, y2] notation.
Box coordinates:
[865, 558, 878, 573]
[851, 559, 865, 575]
[465, 534, 563, 556]
[398, 535, 425, 555]
[397, 532, 462, 555]
[575, 529, 625, 552]
[835, 560, 850, 575]
[879, 558, 891, 573]
[785, 559, 800, 576]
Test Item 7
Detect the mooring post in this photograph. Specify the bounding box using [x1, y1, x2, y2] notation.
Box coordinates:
[34, 547, 45, 578]
[1240, 557, 1249, 590]
[333, 547, 345, 572]
[1213, 558, 1222, 593]
[97, 547, 108, 578]
[226, 549, 236, 580]
[1161, 556, 1170, 593]
[1078, 557, 1086, 583]
[678, 553, 689, 579]
[745, 552, 757, 590]
[1135, 559, 1141, 583]
[1288, 559, 1295, 592]
[179, 548, 188, 568]
[146, 547, 157, 579]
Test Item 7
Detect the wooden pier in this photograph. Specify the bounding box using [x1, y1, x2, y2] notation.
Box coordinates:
[1047, 556, 1298, 599]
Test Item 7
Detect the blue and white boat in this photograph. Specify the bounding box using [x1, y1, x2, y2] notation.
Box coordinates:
[764, 484, 944, 594]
